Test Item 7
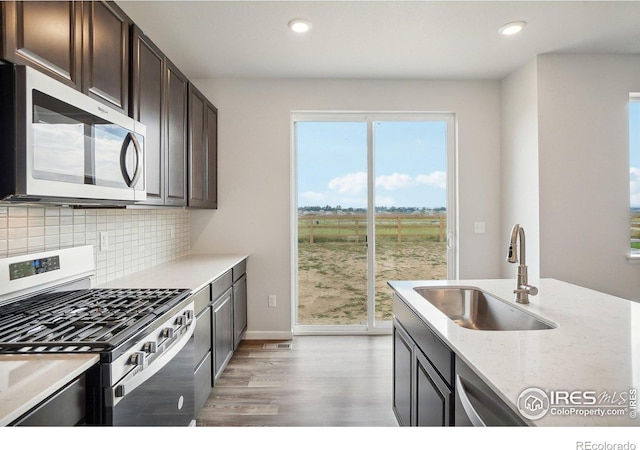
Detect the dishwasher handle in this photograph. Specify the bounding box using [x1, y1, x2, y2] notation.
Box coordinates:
[455, 374, 486, 426]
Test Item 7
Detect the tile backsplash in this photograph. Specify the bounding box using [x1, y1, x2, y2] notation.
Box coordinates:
[0, 206, 190, 285]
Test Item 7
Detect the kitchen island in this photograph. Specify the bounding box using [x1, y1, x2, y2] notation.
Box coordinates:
[0, 354, 98, 426]
[389, 278, 640, 426]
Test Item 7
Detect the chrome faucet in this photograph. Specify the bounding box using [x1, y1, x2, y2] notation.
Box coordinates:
[506, 224, 538, 304]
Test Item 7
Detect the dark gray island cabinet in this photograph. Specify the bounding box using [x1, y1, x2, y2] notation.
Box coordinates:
[392, 294, 525, 427]
[393, 294, 454, 426]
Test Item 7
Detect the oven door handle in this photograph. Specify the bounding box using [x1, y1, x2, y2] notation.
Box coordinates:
[111, 319, 195, 402]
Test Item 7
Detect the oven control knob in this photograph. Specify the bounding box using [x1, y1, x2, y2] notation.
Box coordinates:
[130, 351, 146, 367]
[143, 341, 157, 353]
[176, 315, 187, 326]
[162, 327, 175, 339]
[185, 310, 194, 320]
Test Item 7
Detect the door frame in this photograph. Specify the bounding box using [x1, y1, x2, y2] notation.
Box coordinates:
[290, 111, 458, 335]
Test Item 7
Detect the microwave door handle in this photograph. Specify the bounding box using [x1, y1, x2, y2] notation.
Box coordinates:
[119, 132, 142, 187]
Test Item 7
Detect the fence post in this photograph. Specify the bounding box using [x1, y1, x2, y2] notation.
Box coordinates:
[309, 217, 314, 244]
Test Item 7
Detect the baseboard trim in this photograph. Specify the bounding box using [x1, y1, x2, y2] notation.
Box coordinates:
[243, 330, 294, 340]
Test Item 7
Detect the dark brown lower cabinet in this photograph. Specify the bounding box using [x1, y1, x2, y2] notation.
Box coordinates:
[193, 286, 212, 418]
[11, 373, 89, 426]
[393, 321, 413, 426]
[415, 346, 453, 426]
[392, 294, 455, 427]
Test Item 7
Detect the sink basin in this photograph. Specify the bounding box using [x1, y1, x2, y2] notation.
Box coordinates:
[413, 287, 555, 331]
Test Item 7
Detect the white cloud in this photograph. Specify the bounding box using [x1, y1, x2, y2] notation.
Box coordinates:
[374, 171, 447, 191]
[300, 191, 325, 201]
[328, 172, 367, 195]
[415, 171, 447, 189]
[376, 173, 414, 190]
[376, 195, 396, 207]
[631, 167, 640, 207]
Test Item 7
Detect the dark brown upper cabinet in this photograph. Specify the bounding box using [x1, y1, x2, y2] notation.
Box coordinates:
[1, 1, 82, 88]
[188, 83, 218, 209]
[81, 1, 130, 113]
[131, 26, 188, 206]
[1, 1, 131, 114]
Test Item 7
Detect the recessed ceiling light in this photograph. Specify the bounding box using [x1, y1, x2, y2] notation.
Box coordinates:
[288, 18, 312, 34]
[499, 21, 526, 36]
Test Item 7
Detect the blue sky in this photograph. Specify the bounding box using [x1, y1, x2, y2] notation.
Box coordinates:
[296, 120, 447, 209]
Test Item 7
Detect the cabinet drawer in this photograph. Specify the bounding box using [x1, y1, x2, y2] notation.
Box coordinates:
[195, 307, 212, 365]
[211, 270, 232, 299]
[393, 294, 454, 387]
[232, 259, 246, 282]
[193, 285, 211, 316]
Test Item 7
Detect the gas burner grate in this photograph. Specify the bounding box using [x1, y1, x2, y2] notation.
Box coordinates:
[0, 287, 190, 353]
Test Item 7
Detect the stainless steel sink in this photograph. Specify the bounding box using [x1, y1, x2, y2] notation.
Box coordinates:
[413, 287, 555, 331]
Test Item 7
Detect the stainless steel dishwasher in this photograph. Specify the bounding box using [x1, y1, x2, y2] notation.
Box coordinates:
[454, 355, 526, 426]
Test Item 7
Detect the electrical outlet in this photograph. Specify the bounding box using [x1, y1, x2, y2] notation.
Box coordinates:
[473, 221, 486, 234]
[99, 231, 109, 251]
[268, 295, 277, 307]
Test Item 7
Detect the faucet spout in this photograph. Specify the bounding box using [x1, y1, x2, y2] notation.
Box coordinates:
[506, 224, 537, 304]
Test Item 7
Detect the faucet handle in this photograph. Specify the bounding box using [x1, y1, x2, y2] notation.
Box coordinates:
[514, 284, 538, 304]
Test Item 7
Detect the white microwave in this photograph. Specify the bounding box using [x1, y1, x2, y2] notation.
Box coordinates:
[0, 65, 146, 205]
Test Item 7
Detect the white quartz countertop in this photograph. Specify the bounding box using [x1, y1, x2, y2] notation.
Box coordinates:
[96, 253, 249, 291]
[388, 278, 640, 426]
[0, 353, 99, 426]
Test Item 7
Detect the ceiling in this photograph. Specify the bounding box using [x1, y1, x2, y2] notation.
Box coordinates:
[117, 0, 640, 80]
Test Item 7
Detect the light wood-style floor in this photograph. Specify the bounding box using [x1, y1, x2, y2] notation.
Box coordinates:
[196, 335, 398, 427]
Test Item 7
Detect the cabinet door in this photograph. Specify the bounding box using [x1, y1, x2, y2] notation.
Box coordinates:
[164, 60, 188, 206]
[188, 83, 218, 209]
[393, 321, 413, 426]
[415, 348, 453, 426]
[204, 101, 218, 208]
[131, 26, 164, 205]
[82, 1, 130, 113]
[1, 1, 82, 89]
[212, 288, 233, 382]
[233, 274, 247, 349]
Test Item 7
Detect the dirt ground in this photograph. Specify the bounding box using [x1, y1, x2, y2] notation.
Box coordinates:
[297, 240, 447, 325]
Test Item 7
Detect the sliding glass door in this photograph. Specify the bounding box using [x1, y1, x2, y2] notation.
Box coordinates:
[293, 113, 456, 334]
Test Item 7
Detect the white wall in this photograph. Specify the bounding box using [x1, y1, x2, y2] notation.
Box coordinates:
[189, 78, 502, 338]
[536, 54, 640, 300]
[500, 59, 541, 280]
